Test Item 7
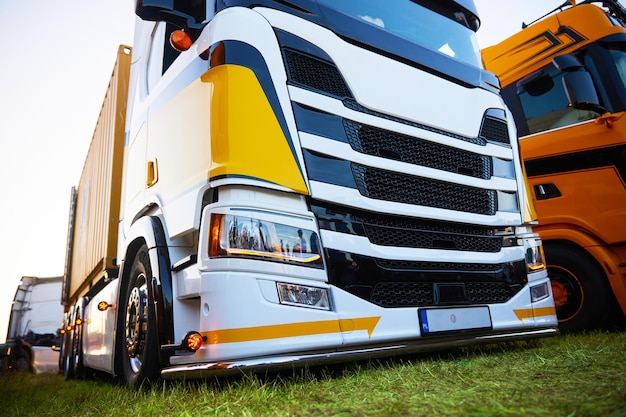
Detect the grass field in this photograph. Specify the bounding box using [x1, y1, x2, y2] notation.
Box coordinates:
[0, 331, 625, 417]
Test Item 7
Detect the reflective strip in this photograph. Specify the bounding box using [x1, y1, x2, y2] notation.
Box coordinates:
[203, 316, 381, 344]
[513, 306, 557, 322]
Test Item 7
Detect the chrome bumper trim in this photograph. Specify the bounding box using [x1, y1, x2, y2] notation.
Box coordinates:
[161, 327, 557, 379]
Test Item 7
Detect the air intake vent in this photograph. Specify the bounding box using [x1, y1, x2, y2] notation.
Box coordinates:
[480, 116, 510, 144]
[283, 49, 353, 99]
[344, 120, 492, 179]
[364, 224, 501, 252]
[351, 164, 497, 215]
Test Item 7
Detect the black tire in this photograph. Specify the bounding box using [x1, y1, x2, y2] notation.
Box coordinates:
[546, 244, 612, 332]
[13, 348, 31, 372]
[63, 327, 75, 380]
[120, 245, 160, 389]
[72, 308, 85, 378]
[58, 326, 66, 374]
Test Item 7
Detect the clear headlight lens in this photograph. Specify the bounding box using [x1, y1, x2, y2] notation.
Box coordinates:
[531, 282, 550, 303]
[209, 213, 323, 268]
[525, 237, 546, 273]
[277, 282, 330, 310]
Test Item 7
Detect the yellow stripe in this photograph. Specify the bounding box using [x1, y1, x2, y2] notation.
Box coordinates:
[513, 306, 557, 322]
[204, 65, 308, 194]
[204, 316, 381, 345]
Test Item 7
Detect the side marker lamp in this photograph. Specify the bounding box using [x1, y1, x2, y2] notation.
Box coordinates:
[97, 301, 113, 311]
[183, 331, 204, 352]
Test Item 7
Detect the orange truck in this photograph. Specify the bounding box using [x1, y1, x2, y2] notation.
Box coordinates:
[483, 0, 626, 331]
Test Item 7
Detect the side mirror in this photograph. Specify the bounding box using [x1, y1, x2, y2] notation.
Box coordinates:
[135, 0, 203, 30]
[561, 71, 605, 114]
[553, 54, 606, 114]
[552, 54, 583, 72]
[136, 0, 175, 22]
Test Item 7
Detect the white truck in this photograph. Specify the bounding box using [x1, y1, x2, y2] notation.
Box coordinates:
[0, 276, 63, 374]
[60, 0, 558, 388]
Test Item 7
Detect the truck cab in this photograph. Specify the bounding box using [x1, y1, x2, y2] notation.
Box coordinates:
[61, 0, 557, 388]
[483, 0, 626, 331]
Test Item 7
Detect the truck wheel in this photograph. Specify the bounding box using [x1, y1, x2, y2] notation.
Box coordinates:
[546, 244, 611, 332]
[72, 308, 85, 378]
[120, 245, 160, 389]
[13, 349, 31, 372]
[64, 327, 75, 380]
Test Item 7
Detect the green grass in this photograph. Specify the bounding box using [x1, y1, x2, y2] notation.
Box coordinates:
[1, 331, 625, 417]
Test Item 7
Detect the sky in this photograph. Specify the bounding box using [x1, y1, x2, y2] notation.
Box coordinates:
[0, 0, 622, 343]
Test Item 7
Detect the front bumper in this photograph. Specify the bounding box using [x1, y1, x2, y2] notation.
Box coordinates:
[161, 327, 557, 379]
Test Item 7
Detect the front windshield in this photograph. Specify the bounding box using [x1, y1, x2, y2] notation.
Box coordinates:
[316, 0, 482, 67]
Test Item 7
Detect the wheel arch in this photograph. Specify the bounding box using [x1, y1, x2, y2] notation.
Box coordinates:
[114, 215, 175, 375]
[537, 226, 626, 317]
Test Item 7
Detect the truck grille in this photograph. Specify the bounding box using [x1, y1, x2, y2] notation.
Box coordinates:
[351, 164, 497, 216]
[480, 115, 510, 145]
[283, 49, 352, 98]
[323, 249, 527, 308]
[311, 203, 502, 253]
[344, 120, 492, 179]
[371, 281, 514, 307]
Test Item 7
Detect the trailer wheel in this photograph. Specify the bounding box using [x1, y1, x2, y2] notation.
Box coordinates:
[71, 308, 85, 378]
[546, 244, 612, 332]
[63, 328, 74, 380]
[121, 245, 160, 389]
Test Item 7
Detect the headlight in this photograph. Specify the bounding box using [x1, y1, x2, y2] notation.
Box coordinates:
[277, 282, 330, 310]
[531, 282, 550, 303]
[209, 213, 323, 268]
[524, 236, 546, 273]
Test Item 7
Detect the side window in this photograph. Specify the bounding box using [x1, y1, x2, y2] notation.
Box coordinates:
[517, 64, 597, 135]
[146, 1, 209, 92]
[147, 23, 181, 92]
[147, 23, 165, 91]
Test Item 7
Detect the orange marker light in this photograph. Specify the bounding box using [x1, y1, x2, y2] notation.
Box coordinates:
[97, 301, 112, 311]
[184, 331, 204, 351]
[170, 30, 192, 52]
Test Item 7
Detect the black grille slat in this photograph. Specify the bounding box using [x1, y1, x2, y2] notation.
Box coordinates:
[351, 164, 497, 216]
[480, 116, 510, 145]
[371, 283, 434, 307]
[466, 282, 512, 303]
[283, 49, 352, 98]
[365, 225, 501, 252]
[369, 282, 518, 308]
[344, 120, 492, 180]
[311, 202, 503, 253]
[343, 99, 487, 146]
[375, 260, 502, 272]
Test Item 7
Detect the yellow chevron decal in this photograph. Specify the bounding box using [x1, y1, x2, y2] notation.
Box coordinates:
[513, 306, 557, 322]
[204, 316, 381, 345]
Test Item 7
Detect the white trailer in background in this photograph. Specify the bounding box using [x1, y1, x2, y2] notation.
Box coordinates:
[0, 276, 63, 374]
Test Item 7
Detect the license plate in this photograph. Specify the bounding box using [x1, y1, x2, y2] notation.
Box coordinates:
[419, 306, 492, 334]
